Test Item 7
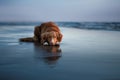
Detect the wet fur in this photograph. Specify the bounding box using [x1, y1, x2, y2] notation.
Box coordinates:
[19, 22, 63, 45]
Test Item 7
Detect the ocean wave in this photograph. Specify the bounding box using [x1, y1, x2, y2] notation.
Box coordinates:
[0, 22, 120, 31]
[56, 22, 120, 31]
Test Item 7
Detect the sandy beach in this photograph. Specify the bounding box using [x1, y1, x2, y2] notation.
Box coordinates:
[0, 26, 120, 80]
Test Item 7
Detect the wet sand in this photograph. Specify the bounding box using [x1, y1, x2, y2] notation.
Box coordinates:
[0, 26, 120, 80]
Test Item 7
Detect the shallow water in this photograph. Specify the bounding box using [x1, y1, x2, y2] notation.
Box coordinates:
[0, 26, 120, 80]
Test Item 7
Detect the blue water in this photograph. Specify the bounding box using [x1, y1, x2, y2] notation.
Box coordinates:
[0, 22, 120, 31]
[0, 22, 120, 80]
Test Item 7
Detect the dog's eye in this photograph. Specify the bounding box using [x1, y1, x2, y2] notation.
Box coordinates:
[48, 36, 50, 38]
[54, 36, 56, 38]
[43, 37, 46, 39]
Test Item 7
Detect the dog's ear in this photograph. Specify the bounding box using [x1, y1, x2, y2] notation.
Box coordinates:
[41, 33, 47, 44]
[57, 32, 63, 42]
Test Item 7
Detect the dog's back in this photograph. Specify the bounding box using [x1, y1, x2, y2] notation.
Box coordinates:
[40, 22, 60, 34]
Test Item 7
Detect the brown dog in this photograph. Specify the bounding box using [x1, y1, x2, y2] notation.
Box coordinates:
[20, 22, 63, 46]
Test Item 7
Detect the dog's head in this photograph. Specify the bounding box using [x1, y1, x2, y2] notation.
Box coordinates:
[41, 31, 63, 46]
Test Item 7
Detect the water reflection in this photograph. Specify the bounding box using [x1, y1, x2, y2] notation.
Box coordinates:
[34, 42, 62, 67]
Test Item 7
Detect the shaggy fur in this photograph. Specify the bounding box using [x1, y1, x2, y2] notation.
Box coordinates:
[19, 22, 63, 45]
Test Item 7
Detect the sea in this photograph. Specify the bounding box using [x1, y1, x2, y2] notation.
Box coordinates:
[0, 22, 120, 31]
[0, 22, 120, 80]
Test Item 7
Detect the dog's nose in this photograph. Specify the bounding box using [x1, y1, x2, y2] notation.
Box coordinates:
[49, 38, 56, 45]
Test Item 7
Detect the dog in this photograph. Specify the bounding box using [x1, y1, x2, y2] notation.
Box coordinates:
[19, 22, 63, 46]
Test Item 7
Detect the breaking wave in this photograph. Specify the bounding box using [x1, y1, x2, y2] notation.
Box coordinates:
[0, 22, 120, 31]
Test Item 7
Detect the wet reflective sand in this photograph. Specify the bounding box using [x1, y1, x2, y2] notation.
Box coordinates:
[0, 26, 120, 80]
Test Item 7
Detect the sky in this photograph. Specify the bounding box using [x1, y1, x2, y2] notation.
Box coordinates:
[0, 0, 120, 22]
